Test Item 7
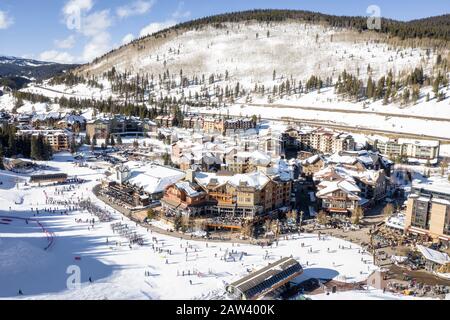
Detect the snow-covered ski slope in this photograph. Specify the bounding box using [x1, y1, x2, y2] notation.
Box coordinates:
[79, 21, 436, 83]
[0, 153, 417, 300]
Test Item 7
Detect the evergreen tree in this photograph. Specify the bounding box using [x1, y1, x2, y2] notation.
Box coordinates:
[30, 136, 39, 160]
[402, 88, 410, 104]
[366, 76, 374, 99]
[70, 136, 77, 153]
[0, 145, 4, 170]
[8, 131, 17, 156]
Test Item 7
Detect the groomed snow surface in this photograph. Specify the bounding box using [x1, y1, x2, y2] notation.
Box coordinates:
[0, 153, 434, 300]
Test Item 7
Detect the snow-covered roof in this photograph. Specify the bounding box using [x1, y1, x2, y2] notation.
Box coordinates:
[302, 154, 321, 165]
[316, 179, 361, 199]
[235, 150, 271, 165]
[385, 214, 405, 230]
[413, 177, 450, 197]
[417, 245, 450, 265]
[195, 171, 271, 190]
[327, 153, 357, 165]
[229, 172, 271, 189]
[195, 172, 233, 187]
[118, 161, 185, 194]
[398, 138, 439, 148]
[175, 181, 203, 197]
[65, 114, 86, 124]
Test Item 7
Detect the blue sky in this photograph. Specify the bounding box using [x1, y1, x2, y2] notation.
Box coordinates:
[0, 0, 448, 64]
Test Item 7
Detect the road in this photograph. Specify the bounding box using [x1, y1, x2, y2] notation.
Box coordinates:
[247, 102, 450, 124]
[194, 110, 450, 143]
[29, 85, 450, 142]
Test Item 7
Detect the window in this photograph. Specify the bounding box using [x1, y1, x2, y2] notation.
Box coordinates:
[411, 200, 430, 230]
[444, 206, 450, 236]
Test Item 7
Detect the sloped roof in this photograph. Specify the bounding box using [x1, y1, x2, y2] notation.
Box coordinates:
[175, 181, 204, 197]
[118, 161, 185, 194]
[316, 179, 361, 199]
[417, 245, 450, 265]
[227, 257, 303, 299]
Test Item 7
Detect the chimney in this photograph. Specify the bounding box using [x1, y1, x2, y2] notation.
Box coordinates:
[186, 169, 195, 183]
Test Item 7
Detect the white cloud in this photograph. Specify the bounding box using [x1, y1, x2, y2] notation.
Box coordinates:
[54, 35, 77, 49]
[117, 0, 155, 19]
[39, 50, 76, 64]
[63, 0, 93, 16]
[0, 10, 14, 29]
[137, 2, 189, 40]
[122, 33, 135, 45]
[140, 20, 176, 37]
[83, 32, 111, 61]
[172, 1, 191, 20]
[81, 9, 113, 37]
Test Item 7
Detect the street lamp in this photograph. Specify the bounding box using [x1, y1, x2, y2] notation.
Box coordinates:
[298, 210, 304, 236]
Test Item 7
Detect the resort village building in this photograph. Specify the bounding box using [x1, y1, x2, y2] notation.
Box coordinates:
[161, 170, 292, 219]
[17, 129, 72, 151]
[102, 162, 186, 207]
[86, 116, 155, 139]
[314, 162, 388, 215]
[404, 178, 450, 242]
[283, 127, 355, 155]
[368, 136, 440, 164]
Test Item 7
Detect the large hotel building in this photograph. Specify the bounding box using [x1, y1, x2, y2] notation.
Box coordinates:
[405, 180, 450, 242]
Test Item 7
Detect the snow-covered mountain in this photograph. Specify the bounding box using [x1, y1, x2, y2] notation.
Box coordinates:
[0, 56, 78, 81]
[2, 10, 449, 140]
[0, 56, 56, 67]
[77, 10, 449, 80]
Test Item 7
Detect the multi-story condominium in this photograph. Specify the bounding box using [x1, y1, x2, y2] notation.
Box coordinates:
[203, 117, 226, 133]
[162, 170, 292, 219]
[182, 115, 204, 130]
[308, 129, 355, 154]
[316, 179, 362, 215]
[314, 164, 388, 215]
[86, 116, 148, 139]
[162, 181, 210, 216]
[182, 116, 256, 134]
[224, 118, 256, 131]
[86, 119, 111, 139]
[328, 150, 393, 177]
[17, 129, 71, 151]
[154, 115, 177, 128]
[286, 127, 355, 155]
[301, 154, 325, 177]
[404, 179, 450, 242]
[224, 150, 271, 174]
[399, 138, 440, 162]
[368, 136, 440, 163]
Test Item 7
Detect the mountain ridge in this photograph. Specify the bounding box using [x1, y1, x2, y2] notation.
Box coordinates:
[84, 9, 449, 69]
[0, 56, 79, 83]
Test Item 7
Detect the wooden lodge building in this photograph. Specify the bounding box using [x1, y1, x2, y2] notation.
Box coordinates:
[161, 170, 292, 221]
[29, 173, 68, 184]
